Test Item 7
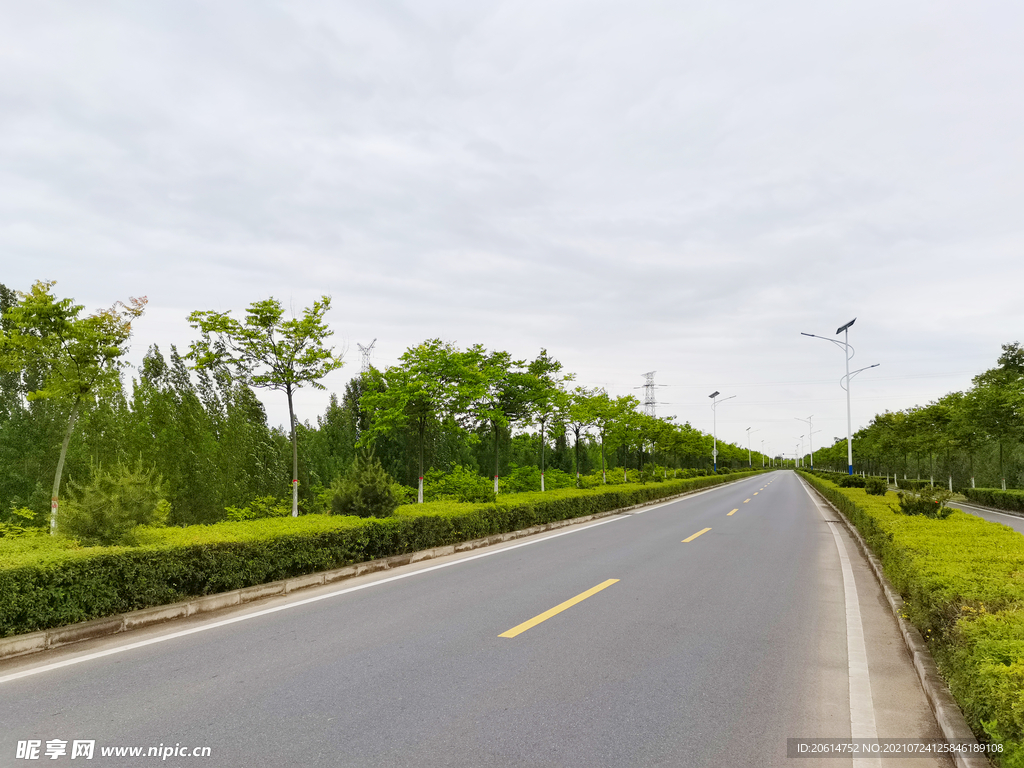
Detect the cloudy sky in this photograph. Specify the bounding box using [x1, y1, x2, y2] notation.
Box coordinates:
[3, 1, 1022, 461]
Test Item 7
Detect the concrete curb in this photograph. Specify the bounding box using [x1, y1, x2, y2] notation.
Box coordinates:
[802, 479, 992, 768]
[0, 473, 764, 663]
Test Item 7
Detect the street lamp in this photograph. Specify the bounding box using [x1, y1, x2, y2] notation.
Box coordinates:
[745, 427, 758, 468]
[709, 391, 736, 473]
[801, 318, 879, 475]
[794, 416, 820, 469]
[760, 439, 766, 468]
[796, 435, 804, 468]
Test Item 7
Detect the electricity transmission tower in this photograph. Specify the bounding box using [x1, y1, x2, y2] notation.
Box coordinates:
[357, 339, 376, 374]
[641, 371, 657, 417]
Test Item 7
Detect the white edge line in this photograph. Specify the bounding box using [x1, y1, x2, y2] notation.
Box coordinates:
[1, 473, 769, 685]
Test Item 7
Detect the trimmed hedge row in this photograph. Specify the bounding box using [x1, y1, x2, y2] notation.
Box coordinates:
[0, 470, 771, 638]
[896, 478, 941, 491]
[799, 471, 1024, 766]
[965, 488, 1024, 514]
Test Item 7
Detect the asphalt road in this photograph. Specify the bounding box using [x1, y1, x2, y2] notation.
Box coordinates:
[948, 499, 1024, 534]
[0, 472, 955, 767]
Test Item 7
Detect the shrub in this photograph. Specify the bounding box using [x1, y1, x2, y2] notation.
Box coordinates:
[865, 477, 888, 496]
[891, 487, 954, 519]
[225, 495, 291, 522]
[837, 475, 867, 488]
[501, 465, 575, 493]
[424, 465, 496, 503]
[894, 478, 933, 491]
[0, 506, 47, 539]
[965, 488, 1024, 514]
[331, 449, 399, 518]
[59, 462, 170, 545]
[391, 483, 417, 505]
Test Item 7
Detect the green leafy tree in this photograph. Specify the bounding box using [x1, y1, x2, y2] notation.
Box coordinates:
[526, 349, 571, 491]
[609, 402, 643, 481]
[565, 386, 599, 486]
[0, 281, 146, 533]
[362, 339, 478, 503]
[470, 347, 551, 495]
[587, 391, 637, 484]
[187, 296, 344, 516]
[965, 343, 1024, 486]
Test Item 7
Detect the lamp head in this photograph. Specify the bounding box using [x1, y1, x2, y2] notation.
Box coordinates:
[836, 318, 856, 334]
[709, 391, 720, 399]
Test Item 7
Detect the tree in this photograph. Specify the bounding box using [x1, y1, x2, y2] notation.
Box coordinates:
[187, 296, 343, 516]
[0, 281, 146, 534]
[965, 343, 1024, 486]
[565, 387, 599, 486]
[331, 447, 399, 518]
[608, 402, 643, 481]
[470, 347, 551, 495]
[526, 349, 571, 491]
[362, 339, 477, 503]
[588, 391, 636, 484]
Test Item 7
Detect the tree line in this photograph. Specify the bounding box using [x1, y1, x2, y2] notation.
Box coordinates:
[0, 282, 759, 533]
[808, 342, 1024, 488]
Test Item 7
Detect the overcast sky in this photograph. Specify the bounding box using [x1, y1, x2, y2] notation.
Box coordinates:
[3, 1, 1022, 461]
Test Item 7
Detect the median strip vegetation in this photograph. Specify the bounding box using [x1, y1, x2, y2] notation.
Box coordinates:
[800, 469, 1024, 765]
[0, 470, 769, 639]
[965, 488, 1024, 514]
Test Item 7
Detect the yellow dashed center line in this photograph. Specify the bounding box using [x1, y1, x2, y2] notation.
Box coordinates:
[727, 509, 738, 516]
[499, 579, 620, 638]
[744, 498, 751, 503]
[682, 527, 712, 543]
[754, 492, 759, 496]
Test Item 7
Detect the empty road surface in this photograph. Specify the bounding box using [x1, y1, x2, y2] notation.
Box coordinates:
[0, 471, 956, 767]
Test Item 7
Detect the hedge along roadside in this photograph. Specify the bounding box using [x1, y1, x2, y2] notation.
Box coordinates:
[799, 470, 1024, 766]
[965, 488, 1024, 514]
[0, 470, 772, 639]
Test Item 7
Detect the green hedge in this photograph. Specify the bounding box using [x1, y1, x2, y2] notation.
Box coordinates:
[896, 478, 939, 491]
[799, 471, 1024, 765]
[0, 470, 771, 638]
[965, 488, 1024, 514]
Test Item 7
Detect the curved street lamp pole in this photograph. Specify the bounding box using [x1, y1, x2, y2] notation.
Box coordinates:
[801, 318, 879, 475]
[709, 391, 736, 473]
